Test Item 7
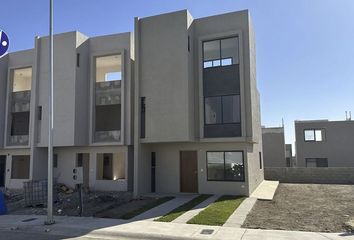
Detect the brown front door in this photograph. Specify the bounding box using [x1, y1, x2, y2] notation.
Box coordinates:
[180, 151, 198, 193]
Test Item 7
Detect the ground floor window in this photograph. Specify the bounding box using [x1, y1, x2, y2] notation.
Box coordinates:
[11, 155, 30, 179]
[207, 151, 244, 181]
[96, 153, 125, 180]
[306, 158, 328, 167]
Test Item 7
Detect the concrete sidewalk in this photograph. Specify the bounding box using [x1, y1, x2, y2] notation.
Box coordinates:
[251, 180, 279, 200]
[131, 195, 196, 221]
[223, 197, 257, 228]
[173, 195, 219, 224]
[0, 214, 352, 240]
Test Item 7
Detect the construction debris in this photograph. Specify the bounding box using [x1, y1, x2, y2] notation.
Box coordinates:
[5, 183, 132, 217]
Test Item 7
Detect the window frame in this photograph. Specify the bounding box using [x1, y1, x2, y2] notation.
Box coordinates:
[206, 150, 245, 182]
[91, 52, 125, 145]
[204, 94, 241, 126]
[202, 37, 239, 69]
[304, 129, 325, 142]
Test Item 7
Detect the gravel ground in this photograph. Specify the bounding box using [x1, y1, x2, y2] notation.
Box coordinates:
[5, 185, 133, 217]
[243, 183, 354, 233]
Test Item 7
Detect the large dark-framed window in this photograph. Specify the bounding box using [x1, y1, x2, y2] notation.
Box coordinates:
[203, 37, 239, 69]
[204, 94, 241, 125]
[206, 151, 244, 182]
[304, 129, 325, 142]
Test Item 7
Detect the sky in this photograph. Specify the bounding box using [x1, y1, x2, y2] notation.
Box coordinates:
[1, 0, 354, 147]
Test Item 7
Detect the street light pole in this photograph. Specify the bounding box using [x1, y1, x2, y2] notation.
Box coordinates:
[46, 0, 55, 225]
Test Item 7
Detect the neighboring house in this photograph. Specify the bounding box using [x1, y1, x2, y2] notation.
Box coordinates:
[295, 119, 354, 167]
[0, 32, 134, 191]
[0, 9, 263, 196]
[262, 127, 286, 167]
[285, 144, 294, 167]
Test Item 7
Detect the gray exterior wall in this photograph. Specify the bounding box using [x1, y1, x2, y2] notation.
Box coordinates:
[1, 9, 263, 194]
[134, 10, 263, 196]
[295, 120, 354, 167]
[262, 127, 286, 167]
[265, 167, 354, 184]
[0, 31, 134, 189]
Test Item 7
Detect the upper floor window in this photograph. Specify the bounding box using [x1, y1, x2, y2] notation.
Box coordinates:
[205, 95, 240, 125]
[304, 129, 325, 142]
[94, 54, 122, 143]
[12, 68, 32, 92]
[203, 37, 239, 69]
[96, 55, 122, 82]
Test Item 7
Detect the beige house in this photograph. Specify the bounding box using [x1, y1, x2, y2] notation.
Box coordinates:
[0, 9, 263, 196]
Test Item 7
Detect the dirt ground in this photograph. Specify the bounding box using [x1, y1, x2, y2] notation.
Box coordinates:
[243, 184, 354, 233]
[4, 184, 157, 219]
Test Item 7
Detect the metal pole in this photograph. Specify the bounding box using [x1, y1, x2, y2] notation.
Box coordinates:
[46, 0, 55, 225]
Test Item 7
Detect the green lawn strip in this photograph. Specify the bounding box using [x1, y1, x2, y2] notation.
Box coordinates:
[120, 196, 175, 220]
[187, 195, 246, 226]
[155, 194, 212, 222]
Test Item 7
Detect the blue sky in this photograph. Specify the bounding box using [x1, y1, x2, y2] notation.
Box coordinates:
[2, 0, 354, 146]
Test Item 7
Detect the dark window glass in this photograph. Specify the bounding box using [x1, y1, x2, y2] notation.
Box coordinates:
[207, 151, 244, 181]
[76, 153, 83, 167]
[203, 37, 239, 68]
[221, 38, 239, 65]
[205, 95, 240, 125]
[76, 53, 80, 67]
[205, 97, 222, 124]
[95, 105, 121, 131]
[141, 97, 146, 138]
[203, 40, 220, 62]
[222, 95, 240, 123]
[38, 106, 42, 120]
[259, 152, 262, 169]
[53, 154, 58, 168]
[11, 112, 30, 136]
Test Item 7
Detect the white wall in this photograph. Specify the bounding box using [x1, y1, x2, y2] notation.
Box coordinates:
[0, 148, 31, 189]
[54, 146, 128, 191]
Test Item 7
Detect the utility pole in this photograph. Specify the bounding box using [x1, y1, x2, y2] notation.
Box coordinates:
[45, 0, 55, 225]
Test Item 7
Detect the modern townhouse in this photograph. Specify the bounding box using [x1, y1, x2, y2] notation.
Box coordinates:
[0, 9, 263, 197]
[295, 119, 354, 167]
[261, 127, 286, 167]
[0, 32, 134, 191]
[133, 10, 263, 196]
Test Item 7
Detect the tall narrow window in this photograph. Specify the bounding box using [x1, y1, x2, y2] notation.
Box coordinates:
[94, 54, 122, 143]
[151, 152, 156, 192]
[76, 53, 80, 67]
[9, 67, 32, 146]
[202, 37, 241, 138]
[259, 152, 262, 169]
[141, 97, 146, 138]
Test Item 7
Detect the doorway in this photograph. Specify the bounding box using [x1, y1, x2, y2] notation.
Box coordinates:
[180, 151, 198, 193]
[0, 156, 6, 187]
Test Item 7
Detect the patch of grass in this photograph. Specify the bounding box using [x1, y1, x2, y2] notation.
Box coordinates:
[187, 195, 246, 226]
[120, 196, 174, 220]
[155, 195, 212, 222]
